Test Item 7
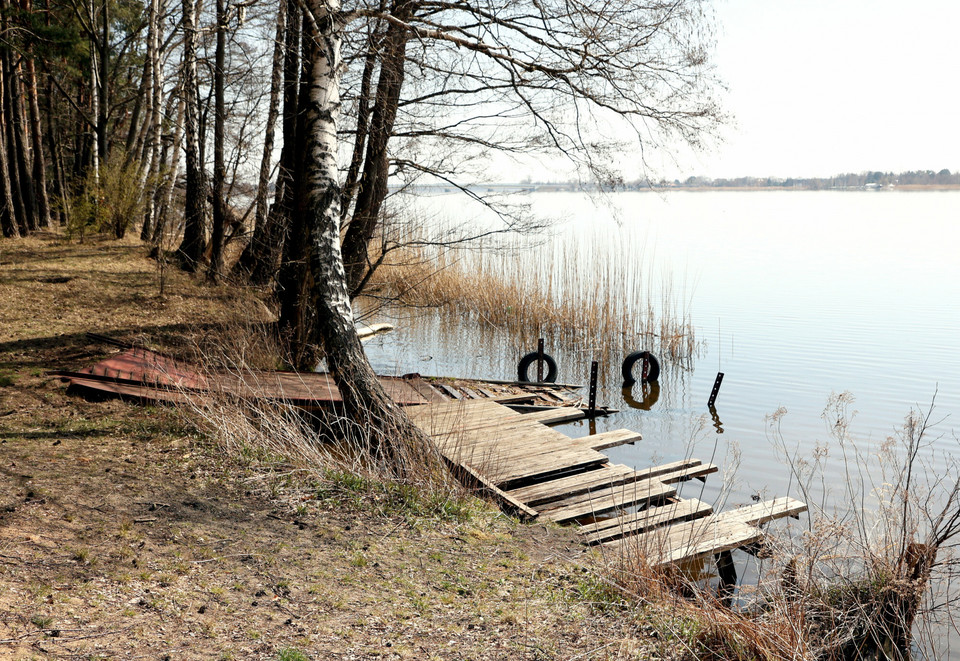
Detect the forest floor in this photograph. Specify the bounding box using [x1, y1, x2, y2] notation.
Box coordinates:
[0, 235, 681, 660]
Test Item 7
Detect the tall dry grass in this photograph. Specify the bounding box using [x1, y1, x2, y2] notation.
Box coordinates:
[599, 393, 960, 660]
[365, 226, 698, 383]
[169, 325, 469, 520]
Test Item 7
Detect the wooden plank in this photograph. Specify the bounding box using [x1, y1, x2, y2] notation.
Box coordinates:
[570, 429, 642, 451]
[714, 497, 807, 526]
[502, 460, 712, 509]
[403, 378, 448, 403]
[488, 455, 609, 490]
[478, 388, 498, 398]
[437, 383, 463, 400]
[523, 407, 587, 424]
[411, 401, 609, 488]
[441, 456, 539, 521]
[578, 499, 713, 545]
[460, 386, 482, 400]
[633, 458, 702, 480]
[492, 393, 538, 404]
[604, 516, 762, 566]
[539, 481, 677, 523]
[507, 464, 638, 506]
[538, 390, 566, 403]
[656, 463, 719, 485]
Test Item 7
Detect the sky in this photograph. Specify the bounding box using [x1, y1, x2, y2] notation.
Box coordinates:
[662, 0, 960, 180]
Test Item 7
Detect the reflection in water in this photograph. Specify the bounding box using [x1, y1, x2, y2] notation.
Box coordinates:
[621, 381, 661, 410]
[708, 405, 724, 434]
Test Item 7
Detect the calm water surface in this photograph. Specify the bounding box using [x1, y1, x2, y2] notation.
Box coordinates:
[363, 189, 960, 650]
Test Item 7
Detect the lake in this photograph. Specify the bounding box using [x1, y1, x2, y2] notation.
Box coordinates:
[361, 189, 960, 652]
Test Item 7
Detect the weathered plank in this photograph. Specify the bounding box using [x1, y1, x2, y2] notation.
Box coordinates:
[437, 383, 463, 400]
[408, 400, 608, 489]
[604, 515, 763, 566]
[578, 499, 713, 545]
[714, 497, 807, 527]
[504, 460, 715, 509]
[506, 464, 639, 506]
[570, 429, 642, 451]
[522, 407, 587, 425]
[656, 463, 719, 484]
[539, 481, 677, 523]
[440, 456, 539, 521]
[460, 386, 482, 400]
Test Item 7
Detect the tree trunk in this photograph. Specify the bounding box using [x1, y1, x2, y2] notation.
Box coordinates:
[233, 0, 299, 284]
[20, 0, 51, 232]
[152, 91, 185, 247]
[175, 0, 208, 271]
[97, 0, 109, 165]
[295, 0, 437, 475]
[44, 70, 68, 227]
[0, 97, 17, 237]
[206, 0, 227, 282]
[140, 0, 164, 240]
[341, 0, 411, 297]
[1, 39, 30, 235]
[339, 11, 383, 222]
[251, 0, 285, 237]
[4, 41, 37, 232]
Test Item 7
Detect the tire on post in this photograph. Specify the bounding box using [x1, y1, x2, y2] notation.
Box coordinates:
[517, 352, 558, 383]
[621, 351, 660, 385]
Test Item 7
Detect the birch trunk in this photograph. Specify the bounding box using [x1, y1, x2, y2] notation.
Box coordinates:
[299, 0, 436, 473]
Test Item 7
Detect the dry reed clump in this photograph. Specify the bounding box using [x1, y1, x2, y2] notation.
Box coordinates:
[591, 394, 960, 661]
[364, 230, 698, 379]
[581, 553, 812, 661]
[170, 326, 473, 522]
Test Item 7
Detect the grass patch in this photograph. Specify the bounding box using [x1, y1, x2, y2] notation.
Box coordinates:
[276, 650, 310, 661]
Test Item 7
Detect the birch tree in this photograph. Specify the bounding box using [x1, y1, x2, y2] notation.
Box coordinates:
[297, 0, 435, 471]
[272, 0, 723, 461]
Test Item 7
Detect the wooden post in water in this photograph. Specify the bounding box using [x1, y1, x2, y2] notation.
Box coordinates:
[715, 550, 737, 606]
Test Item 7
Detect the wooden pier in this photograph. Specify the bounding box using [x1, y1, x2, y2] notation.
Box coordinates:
[407, 399, 806, 571]
[53, 345, 598, 412]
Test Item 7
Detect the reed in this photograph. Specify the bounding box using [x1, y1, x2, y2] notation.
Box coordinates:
[600, 393, 960, 660]
[365, 225, 698, 384]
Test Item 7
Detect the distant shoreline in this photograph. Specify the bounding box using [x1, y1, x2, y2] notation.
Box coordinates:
[641, 184, 960, 192]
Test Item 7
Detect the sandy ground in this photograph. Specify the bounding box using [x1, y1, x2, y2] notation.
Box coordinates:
[0, 236, 666, 660]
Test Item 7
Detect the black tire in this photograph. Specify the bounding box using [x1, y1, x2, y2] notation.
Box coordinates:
[621, 351, 660, 384]
[517, 352, 558, 383]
